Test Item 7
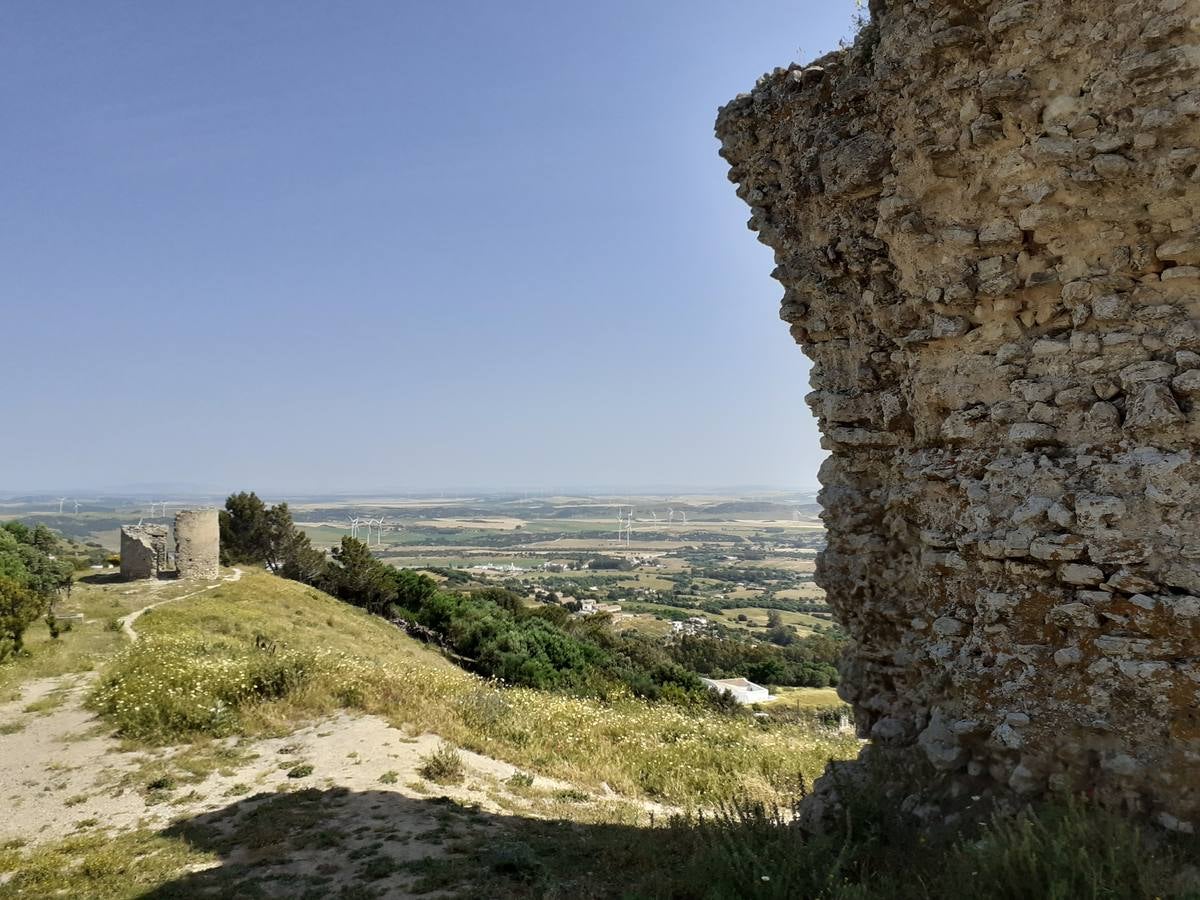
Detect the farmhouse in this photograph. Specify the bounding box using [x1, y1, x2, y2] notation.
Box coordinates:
[700, 677, 771, 705]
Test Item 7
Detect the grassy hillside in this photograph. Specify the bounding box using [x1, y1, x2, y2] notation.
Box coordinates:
[0, 575, 202, 700]
[91, 569, 858, 805]
[5, 569, 1200, 897]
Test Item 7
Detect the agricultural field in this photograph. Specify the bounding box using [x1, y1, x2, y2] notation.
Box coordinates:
[1, 489, 837, 651]
[284, 492, 835, 645]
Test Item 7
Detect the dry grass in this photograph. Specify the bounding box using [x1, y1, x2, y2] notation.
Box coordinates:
[90, 570, 858, 807]
[763, 687, 846, 710]
[0, 829, 210, 898]
[0, 576, 197, 699]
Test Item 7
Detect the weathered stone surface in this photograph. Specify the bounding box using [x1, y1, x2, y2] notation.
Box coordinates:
[120, 525, 168, 581]
[717, 0, 1200, 826]
[174, 508, 219, 580]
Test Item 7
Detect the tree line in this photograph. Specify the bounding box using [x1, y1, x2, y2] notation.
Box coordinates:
[666, 632, 841, 689]
[218, 493, 730, 708]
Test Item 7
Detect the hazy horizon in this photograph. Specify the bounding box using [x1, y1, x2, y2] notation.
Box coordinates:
[4, 2, 857, 491]
[0, 481, 823, 500]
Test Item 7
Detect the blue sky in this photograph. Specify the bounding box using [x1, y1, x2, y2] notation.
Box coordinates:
[2, 2, 857, 493]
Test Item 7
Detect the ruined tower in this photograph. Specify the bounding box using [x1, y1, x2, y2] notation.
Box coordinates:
[717, 0, 1200, 827]
[119, 524, 169, 580]
[174, 507, 220, 580]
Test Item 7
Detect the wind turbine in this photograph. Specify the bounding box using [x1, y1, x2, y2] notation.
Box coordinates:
[57, 497, 66, 514]
[625, 509, 634, 546]
[73, 500, 80, 514]
[347, 516, 361, 539]
[615, 507, 624, 542]
[650, 510, 658, 525]
[668, 508, 675, 524]
[679, 511, 688, 525]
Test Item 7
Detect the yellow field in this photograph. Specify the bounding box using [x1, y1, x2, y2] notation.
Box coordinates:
[773, 585, 826, 600]
[744, 558, 818, 573]
[765, 687, 845, 709]
[716, 607, 831, 637]
[614, 613, 674, 638]
[616, 574, 676, 591]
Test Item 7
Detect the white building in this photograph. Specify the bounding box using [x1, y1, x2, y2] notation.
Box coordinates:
[700, 677, 772, 705]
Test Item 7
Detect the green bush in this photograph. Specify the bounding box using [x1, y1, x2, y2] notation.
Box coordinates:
[417, 742, 464, 784]
[0, 577, 43, 661]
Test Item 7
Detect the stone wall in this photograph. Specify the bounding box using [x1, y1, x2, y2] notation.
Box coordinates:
[120, 525, 168, 580]
[174, 508, 219, 580]
[716, 0, 1200, 827]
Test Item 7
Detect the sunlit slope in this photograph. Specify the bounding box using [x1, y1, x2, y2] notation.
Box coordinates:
[95, 569, 858, 805]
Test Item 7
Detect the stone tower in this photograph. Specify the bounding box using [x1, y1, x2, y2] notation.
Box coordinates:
[174, 508, 220, 580]
[717, 0, 1200, 827]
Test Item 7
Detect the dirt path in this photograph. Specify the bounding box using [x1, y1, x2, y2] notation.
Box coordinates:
[119, 567, 243, 642]
[0, 678, 573, 846]
[0, 568, 661, 895]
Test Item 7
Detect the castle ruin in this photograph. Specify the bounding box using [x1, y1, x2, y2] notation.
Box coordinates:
[174, 508, 220, 580]
[120, 508, 220, 581]
[119, 524, 169, 580]
[717, 0, 1200, 827]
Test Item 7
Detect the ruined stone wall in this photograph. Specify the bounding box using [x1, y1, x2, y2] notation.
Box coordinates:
[120, 525, 168, 580]
[174, 508, 219, 580]
[717, 0, 1200, 827]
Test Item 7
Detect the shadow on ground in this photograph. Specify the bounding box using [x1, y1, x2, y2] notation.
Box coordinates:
[137, 786, 730, 900]
[76, 572, 126, 585]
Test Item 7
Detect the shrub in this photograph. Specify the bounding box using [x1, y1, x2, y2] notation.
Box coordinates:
[485, 841, 542, 881]
[0, 576, 43, 661]
[417, 743, 464, 784]
[90, 635, 320, 740]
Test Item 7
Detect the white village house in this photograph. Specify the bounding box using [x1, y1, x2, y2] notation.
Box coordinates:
[700, 677, 772, 705]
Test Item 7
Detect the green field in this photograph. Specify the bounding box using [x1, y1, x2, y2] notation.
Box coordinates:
[4, 490, 834, 662]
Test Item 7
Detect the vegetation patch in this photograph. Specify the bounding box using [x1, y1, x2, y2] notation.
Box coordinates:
[418, 743, 465, 785]
[0, 829, 211, 898]
[86, 570, 856, 806]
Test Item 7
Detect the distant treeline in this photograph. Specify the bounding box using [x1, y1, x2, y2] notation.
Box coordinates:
[666, 633, 840, 689]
